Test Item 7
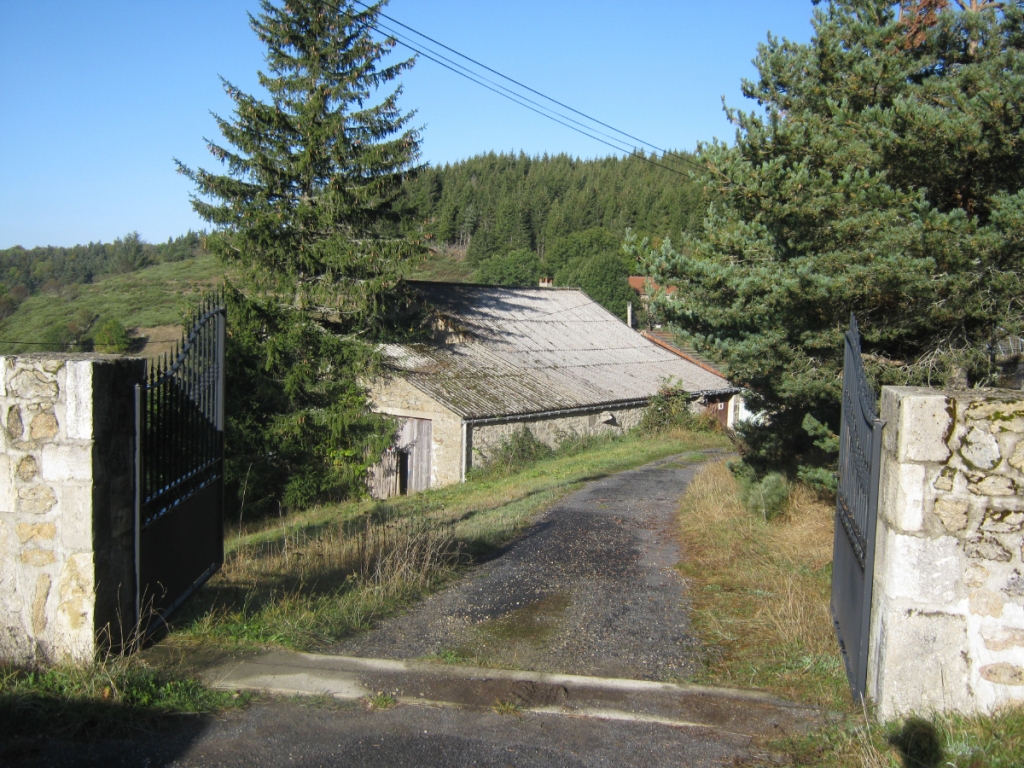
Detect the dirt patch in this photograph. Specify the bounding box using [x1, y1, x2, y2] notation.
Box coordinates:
[475, 591, 571, 645]
[130, 324, 183, 360]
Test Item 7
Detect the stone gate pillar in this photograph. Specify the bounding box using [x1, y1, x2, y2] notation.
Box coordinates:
[0, 354, 146, 664]
[868, 387, 1024, 719]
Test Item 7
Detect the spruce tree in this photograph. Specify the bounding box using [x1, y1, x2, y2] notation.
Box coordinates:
[177, 0, 422, 511]
[640, 0, 1024, 479]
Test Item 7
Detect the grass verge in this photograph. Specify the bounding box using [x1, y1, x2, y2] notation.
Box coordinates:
[0, 656, 248, 751]
[676, 461, 1024, 767]
[167, 427, 729, 652]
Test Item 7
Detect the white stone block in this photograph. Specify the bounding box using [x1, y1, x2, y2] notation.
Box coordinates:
[961, 427, 1002, 471]
[0, 453, 14, 514]
[53, 552, 96, 663]
[882, 461, 927, 532]
[10, 368, 58, 401]
[40, 444, 93, 483]
[56, 485, 95, 552]
[872, 609, 972, 720]
[64, 361, 93, 441]
[898, 393, 952, 463]
[880, 528, 961, 605]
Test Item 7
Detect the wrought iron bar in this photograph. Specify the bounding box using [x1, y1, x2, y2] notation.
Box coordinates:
[138, 297, 226, 528]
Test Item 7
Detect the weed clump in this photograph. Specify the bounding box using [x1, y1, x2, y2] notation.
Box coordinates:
[181, 512, 465, 648]
[553, 428, 616, 456]
[637, 387, 719, 435]
[781, 705, 1024, 767]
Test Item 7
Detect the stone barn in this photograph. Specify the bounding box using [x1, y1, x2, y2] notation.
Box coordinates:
[368, 282, 738, 497]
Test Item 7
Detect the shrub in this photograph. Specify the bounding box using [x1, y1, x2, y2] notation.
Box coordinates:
[797, 465, 838, 498]
[740, 472, 791, 521]
[484, 425, 552, 472]
[474, 249, 542, 286]
[93, 319, 131, 353]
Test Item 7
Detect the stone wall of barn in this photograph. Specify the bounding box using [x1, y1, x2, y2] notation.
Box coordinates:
[867, 387, 1024, 719]
[468, 405, 645, 470]
[0, 355, 144, 664]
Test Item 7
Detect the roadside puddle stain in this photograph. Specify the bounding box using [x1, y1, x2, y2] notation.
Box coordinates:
[475, 592, 572, 646]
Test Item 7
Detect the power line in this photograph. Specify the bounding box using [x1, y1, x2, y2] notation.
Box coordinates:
[371, 17, 645, 156]
[367, 29, 696, 178]
[350, 0, 705, 176]
[373, 23, 648, 162]
[376, 26, 692, 175]
[0, 341, 81, 349]
[357, 1, 703, 171]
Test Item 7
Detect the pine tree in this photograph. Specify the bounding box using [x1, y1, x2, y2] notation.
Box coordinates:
[176, 0, 423, 511]
[179, 0, 421, 309]
[640, 0, 1024, 478]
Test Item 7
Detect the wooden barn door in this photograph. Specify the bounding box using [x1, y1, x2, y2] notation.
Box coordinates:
[399, 418, 432, 493]
[369, 417, 433, 498]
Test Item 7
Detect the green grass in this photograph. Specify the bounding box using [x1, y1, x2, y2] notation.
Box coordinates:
[781, 707, 1024, 767]
[165, 427, 729, 652]
[0, 657, 249, 748]
[366, 692, 398, 710]
[0, 256, 230, 353]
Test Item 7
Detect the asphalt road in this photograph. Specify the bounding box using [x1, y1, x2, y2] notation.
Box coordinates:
[6, 697, 768, 767]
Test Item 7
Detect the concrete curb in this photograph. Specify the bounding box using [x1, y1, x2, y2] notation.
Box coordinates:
[202, 650, 824, 738]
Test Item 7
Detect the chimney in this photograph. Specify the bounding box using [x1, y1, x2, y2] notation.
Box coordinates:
[627, 302, 633, 328]
[539, 276, 553, 288]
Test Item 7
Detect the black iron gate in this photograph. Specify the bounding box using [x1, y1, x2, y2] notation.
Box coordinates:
[135, 296, 225, 635]
[831, 314, 885, 702]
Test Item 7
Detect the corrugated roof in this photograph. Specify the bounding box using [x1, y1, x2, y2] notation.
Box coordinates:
[641, 330, 728, 377]
[381, 283, 735, 420]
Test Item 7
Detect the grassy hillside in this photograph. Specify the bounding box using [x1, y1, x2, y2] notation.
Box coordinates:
[401, 248, 476, 283]
[0, 256, 229, 355]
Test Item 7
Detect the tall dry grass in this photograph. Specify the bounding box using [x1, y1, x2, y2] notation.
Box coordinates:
[676, 460, 846, 706]
[223, 512, 461, 593]
[178, 511, 464, 648]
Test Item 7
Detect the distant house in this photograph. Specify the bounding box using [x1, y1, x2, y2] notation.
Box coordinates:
[368, 282, 740, 497]
[625, 275, 753, 428]
[626, 275, 674, 330]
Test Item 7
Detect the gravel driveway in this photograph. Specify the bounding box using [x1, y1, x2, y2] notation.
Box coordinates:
[331, 452, 721, 681]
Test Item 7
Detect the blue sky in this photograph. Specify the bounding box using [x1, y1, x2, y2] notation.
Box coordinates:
[0, 1, 818, 249]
